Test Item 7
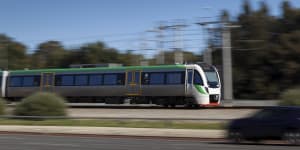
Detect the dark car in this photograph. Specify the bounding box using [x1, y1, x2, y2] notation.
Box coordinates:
[227, 106, 300, 145]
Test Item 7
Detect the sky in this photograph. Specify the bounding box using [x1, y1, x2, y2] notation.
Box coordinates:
[1, 0, 300, 57]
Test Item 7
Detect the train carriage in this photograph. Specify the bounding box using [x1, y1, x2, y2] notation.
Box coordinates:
[1, 63, 221, 107]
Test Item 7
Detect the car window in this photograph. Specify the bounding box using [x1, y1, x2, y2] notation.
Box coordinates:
[252, 110, 273, 119]
[287, 109, 300, 118]
[252, 109, 287, 119]
[297, 110, 300, 117]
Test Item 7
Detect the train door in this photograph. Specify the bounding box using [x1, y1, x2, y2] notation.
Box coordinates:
[186, 69, 193, 95]
[41, 72, 55, 92]
[126, 70, 141, 96]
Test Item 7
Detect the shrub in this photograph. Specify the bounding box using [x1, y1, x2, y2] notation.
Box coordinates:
[279, 88, 300, 106]
[14, 92, 67, 116]
[0, 98, 6, 115]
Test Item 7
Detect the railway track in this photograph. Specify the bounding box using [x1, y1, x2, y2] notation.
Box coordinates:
[6, 102, 275, 109]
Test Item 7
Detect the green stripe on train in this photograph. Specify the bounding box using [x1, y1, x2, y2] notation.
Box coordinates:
[195, 85, 208, 95]
[9, 65, 186, 75]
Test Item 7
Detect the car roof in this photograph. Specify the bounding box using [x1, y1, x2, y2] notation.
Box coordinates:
[264, 106, 300, 111]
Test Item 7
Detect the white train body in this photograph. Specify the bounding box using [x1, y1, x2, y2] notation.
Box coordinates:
[0, 63, 221, 107]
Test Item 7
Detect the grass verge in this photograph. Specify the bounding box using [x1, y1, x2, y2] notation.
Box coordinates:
[0, 119, 225, 130]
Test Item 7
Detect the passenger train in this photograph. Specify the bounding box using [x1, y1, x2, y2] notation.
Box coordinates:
[0, 63, 221, 107]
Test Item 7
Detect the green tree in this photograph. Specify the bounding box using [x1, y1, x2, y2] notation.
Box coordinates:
[118, 50, 144, 66]
[79, 42, 119, 64]
[279, 87, 300, 106]
[224, 0, 300, 99]
[232, 1, 276, 99]
[280, 1, 300, 32]
[31, 41, 67, 68]
[242, 0, 252, 15]
[0, 98, 5, 115]
[58, 43, 146, 67]
[0, 34, 28, 70]
[14, 92, 67, 117]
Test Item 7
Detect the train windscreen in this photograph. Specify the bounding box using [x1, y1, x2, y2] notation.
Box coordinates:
[197, 63, 220, 88]
[204, 71, 219, 88]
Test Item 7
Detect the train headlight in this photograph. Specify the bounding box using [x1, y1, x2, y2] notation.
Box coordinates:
[215, 95, 219, 100]
[205, 87, 209, 94]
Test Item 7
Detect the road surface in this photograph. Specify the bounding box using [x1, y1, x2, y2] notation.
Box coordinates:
[67, 108, 258, 119]
[6, 107, 258, 119]
[0, 133, 298, 150]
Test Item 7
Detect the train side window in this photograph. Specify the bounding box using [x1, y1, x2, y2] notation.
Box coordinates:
[55, 75, 62, 86]
[134, 72, 140, 83]
[149, 73, 165, 85]
[33, 76, 41, 86]
[61, 75, 74, 86]
[117, 73, 125, 85]
[23, 76, 40, 87]
[127, 72, 133, 83]
[166, 72, 184, 84]
[103, 74, 117, 85]
[142, 73, 150, 85]
[23, 76, 34, 87]
[75, 75, 88, 86]
[188, 70, 193, 84]
[9, 76, 22, 87]
[89, 74, 102, 85]
[194, 71, 203, 85]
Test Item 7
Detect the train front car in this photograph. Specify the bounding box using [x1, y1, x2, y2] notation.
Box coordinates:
[186, 63, 221, 107]
[0, 71, 8, 98]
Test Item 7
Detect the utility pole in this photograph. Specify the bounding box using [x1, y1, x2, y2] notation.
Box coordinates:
[203, 48, 212, 65]
[200, 23, 211, 65]
[222, 24, 233, 102]
[221, 15, 240, 103]
[139, 32, 149, 66]
[156, 22, 167, 65]
[195, 21, 219, 65]
[167, 20, 187, 64]
[195, 15, 239, 103]
[147, 22, 167, 65]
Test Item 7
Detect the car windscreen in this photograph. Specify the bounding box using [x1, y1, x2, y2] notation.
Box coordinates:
[251, 109, 291, 119]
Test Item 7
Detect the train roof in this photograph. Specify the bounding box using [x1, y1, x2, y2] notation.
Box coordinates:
[9, 64, 186, 75]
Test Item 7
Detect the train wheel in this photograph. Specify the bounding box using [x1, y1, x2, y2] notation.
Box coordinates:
[193, 104, 200, 109]
[184, 104, 193, 109]
[170, 104, 176, 108]
[162, 104, 169, 108]
[186, 104, 199, 109]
